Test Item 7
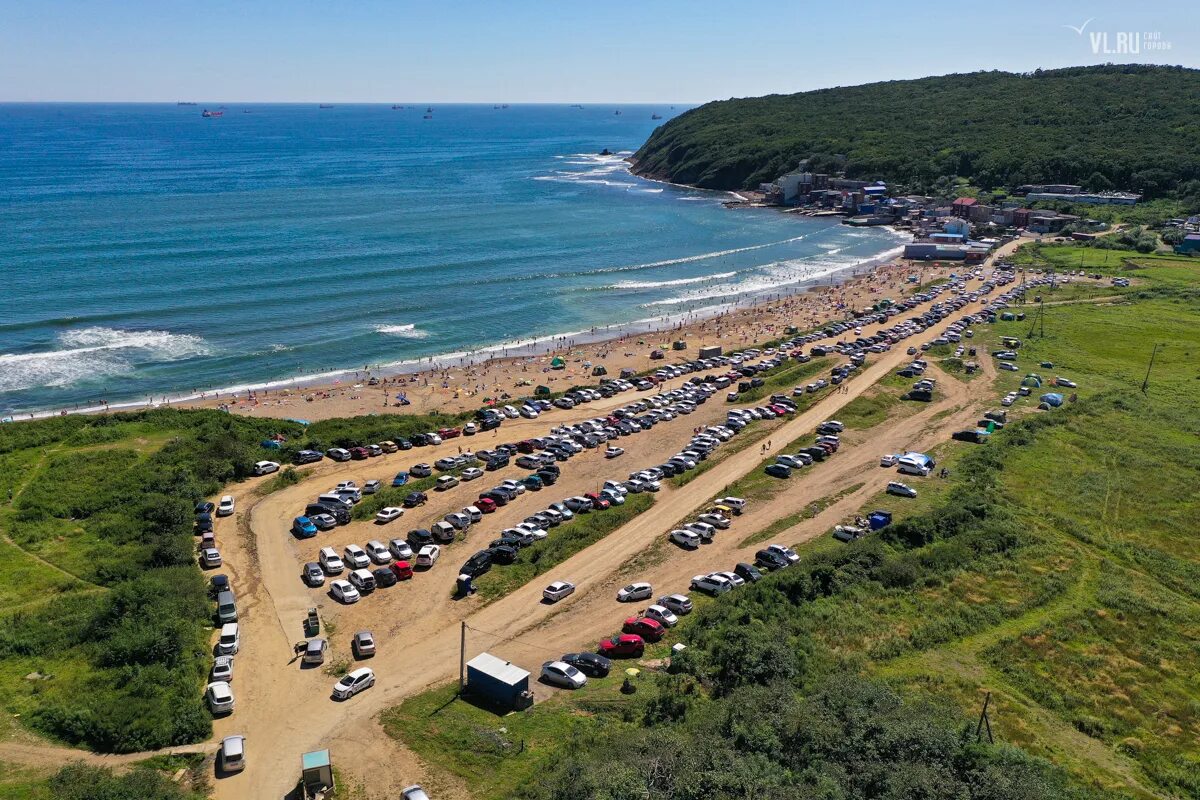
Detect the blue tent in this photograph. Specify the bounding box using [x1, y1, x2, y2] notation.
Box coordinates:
[1040, 392, 1065, 407]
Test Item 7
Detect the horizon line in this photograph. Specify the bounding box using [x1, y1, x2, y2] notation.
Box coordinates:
[0, 100, 699, 106]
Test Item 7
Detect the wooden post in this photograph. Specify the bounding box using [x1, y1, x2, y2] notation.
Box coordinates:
[459, 621, 466, 695]
[975, 691, 994, 744]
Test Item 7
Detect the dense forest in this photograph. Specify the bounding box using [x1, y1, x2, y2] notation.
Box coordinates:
[631, 65, 1200, 197]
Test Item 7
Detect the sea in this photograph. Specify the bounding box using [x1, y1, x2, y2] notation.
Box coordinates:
[0, 103, 908, 417]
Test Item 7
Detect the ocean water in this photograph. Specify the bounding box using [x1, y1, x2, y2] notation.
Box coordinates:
[0, 103, 906, 416]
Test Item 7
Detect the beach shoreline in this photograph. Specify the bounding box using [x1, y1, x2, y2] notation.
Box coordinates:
[10, 253, 962, 424]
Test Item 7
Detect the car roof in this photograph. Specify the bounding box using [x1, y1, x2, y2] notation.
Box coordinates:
[347, 667, 373, 679]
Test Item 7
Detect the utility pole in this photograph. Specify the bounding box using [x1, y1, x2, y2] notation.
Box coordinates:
[459, 621, 467, 695]
[1141, 343, 1165, 394]
[975, 691, 995, 744]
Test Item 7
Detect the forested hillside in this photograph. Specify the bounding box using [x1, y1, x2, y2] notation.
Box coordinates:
[632, 65, 1200, 197]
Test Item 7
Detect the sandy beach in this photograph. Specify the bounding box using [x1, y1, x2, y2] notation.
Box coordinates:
[168, 258, 960, 423]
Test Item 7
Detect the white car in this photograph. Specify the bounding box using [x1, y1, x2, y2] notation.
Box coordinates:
[220, 735, 246, 773]
[690, 574, 732, 595]
[217, 495, 235, 516]
[644, 604, 678, 627]
[216, 622, 240, 655]
[375, 507, 404, 524]
[617, 582, 653, 602]
[330, 580, 360, 604]
[252, 460, 280, 476]
[332, 667, 375, 700]
[669, 529, 701, 549]
[887, 481, 918, 498]
[365, 540, 392, 564]
[543, 580, 576, 602]
[697, 513, 731, 530]
[686, 521, 716, 541]
[541, 660, 587, 689]
[461, 467, 484, 481]
[880, 454, 899, 467]
[206, 681, 234, 714]
[389, 539, 414, 561]
[343, 544, 370, 569]
[658, 594, 693, 615]
[603, 480, 629, 496]
[767, 544, 800, 564]
[1000, 395, 1016, 406]
[211, 655, 234, 683]
[713, 570, 745, 588]
[416, 544, 441, 567]
[715, 496, 746, 512]
[605, 446, 625, 458]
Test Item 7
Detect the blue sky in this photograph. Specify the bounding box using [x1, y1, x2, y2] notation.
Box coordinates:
[1, 0, 1195, 102]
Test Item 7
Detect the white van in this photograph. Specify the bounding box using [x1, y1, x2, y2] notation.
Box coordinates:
[217, 623, 240, 655]
[336, 486, 362, 503]
[463, 505, 482, 523]
[431, 521, 456, 543]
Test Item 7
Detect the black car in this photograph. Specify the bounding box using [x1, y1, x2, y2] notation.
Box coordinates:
[407, 528, 434, 548]
[562, 651, 612, 678]
[480, 416, 502, 431]
[306, 502, 350, 526]
[460, 550, 493, 578]
[536, 470, 558, 486]
[656, 462, 681, 477]
[195, 512, 214, 533]
[734, 562, 763, 583]
[486, 545, 518, 565]
[209, 574, 231, 597]
[403, 491, 428, 508]
[764, 463, 792, 479]
[485, 456, 509, 471]
[755, 549, 789, 570]
[195, 501, 215, 515]
[372, 567, 399, 588]
[294, 449, 324, 465]
[539, 463, 561, 477]
[480, 490, 509, 506]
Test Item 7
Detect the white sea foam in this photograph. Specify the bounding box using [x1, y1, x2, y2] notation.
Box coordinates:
[0, 327, 210, 392]
[608, 271, 739, 290]
[375, 323, 429, 339]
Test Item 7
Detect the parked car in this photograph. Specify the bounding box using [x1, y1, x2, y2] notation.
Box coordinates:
[200, 547, 223, 568]
[392, 471, 410, 487]
[252, 460, 280, 476]
[690, 573, 731, 595]
[343, 544, 370, 569]
[765, 463, 792, 479]
[598, 633, 644, 658]
[617, 582, 653, 602]
[206, 681, 235, 714]
[887, 481, 918, 498]
[220, 735, 246, 773]
[365, 540, 392, 564]
[420, 544, 444, 568]
[330, 580, 360, 604]
[352, 631, 376, 658]
[670, 529, 701, 549]
[373, 566, 398, 588]
[605, 446, 625, 458]
[363, 479, 382, 494]
[734, 562, 763, 583]
[216, 622, 240, 655]
[292, 516, 318, 538]
[217, 495, 235, 516]
[541, 660, 588, 689]
[332, 667, 375, 700]
[767, 543, 800, 564]
[543, 580, 576, 602]
[561, 651, 612, 678]
[319, 547, 344, 574]
[403, 491, 428, 508]
[658, 594, 693, 615]
[643, 604, 678, 628]
[303, 562, 326, 587]
[390, 561, 414, 581]
[211, 654, 234, 682]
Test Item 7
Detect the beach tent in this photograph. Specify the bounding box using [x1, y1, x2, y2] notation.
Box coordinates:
[550, 357, 566, 370]
[1021, 374, 1042, 388]
[591, 365, 608, 376]
[1039, 392, 1065, 407]
[535, 385, 551, 395]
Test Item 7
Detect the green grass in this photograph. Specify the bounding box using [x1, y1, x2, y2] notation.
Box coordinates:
[381, 679, 642, 800]
[473, 493, 655, 602]
[739, 482, 864, 548]
[253, 465, 307, 496]
[0, 761, 52, 800]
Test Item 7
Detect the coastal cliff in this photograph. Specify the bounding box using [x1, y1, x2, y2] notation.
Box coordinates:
[630, 65, 1200, 196]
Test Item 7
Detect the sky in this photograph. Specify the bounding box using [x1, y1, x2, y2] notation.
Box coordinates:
[1, 0, 1196, 103]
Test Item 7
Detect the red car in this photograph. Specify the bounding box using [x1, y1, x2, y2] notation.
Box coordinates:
[438, 427, 461, 440]
[517, 440, 536, 454]
[598, 633, 644, 658]
[476, 497, 498, 514]
[622, 617, 665, 642]
[584, 492, 610, 510]
[390, 560, 414, 581]
[350, 447, 370, 460]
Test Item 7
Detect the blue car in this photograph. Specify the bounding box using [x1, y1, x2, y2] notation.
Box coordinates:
[764, 463, 792, 480]
[292, 516, 318, 538]
[392, 471, 409, 487]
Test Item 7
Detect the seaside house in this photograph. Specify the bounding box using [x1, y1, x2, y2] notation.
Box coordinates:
[951, 197, 977, 218]
[942, 218, 971, 239]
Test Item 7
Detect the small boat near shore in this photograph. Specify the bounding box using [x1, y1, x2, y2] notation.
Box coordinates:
[201, 109, 223, 118]
[319, 104, 334, 109]
[651, 114, 662, 120]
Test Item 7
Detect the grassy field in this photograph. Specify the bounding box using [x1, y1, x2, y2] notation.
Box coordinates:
[380, 248, 1200, 799]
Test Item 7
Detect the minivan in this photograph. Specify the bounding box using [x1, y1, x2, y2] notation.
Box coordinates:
[431, 521, 457, 543]
[216, 623, 240, 655]
[318, 493, 353, 509]
[216, 590, 238, 623]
